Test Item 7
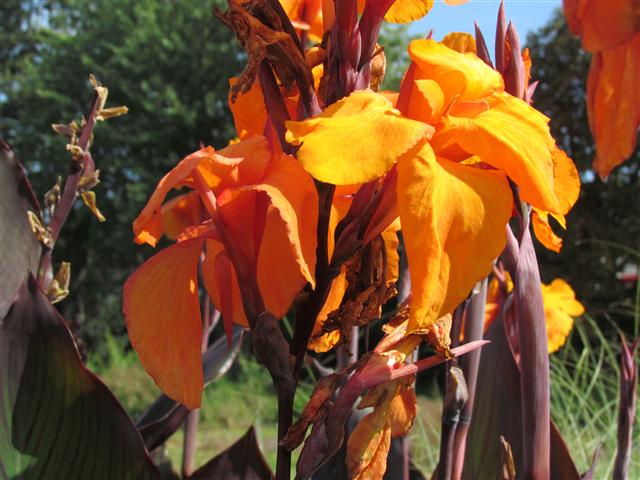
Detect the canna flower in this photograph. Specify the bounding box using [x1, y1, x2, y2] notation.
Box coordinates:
[123, 136, 318, 408]
[540, 278, 584, 353]
[563, 0, 640, 178]
[484, 275, 584, 353]
[286, 37, 567, 334]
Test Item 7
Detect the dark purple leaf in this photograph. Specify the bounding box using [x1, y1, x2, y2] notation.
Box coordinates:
[189, 426, 273, 480]
[0, 274, 159, 479]
[0, 142, 41, 320]
[512, 226, 550, 478]
[463, 297, 581, 480]
[137, 327, 244, 450]
[613, 336, 638, 480]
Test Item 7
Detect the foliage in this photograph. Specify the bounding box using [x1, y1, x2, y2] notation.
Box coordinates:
[1, 0, 242, 358]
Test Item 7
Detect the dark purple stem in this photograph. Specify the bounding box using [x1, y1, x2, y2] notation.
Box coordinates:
[452, 278, 488, 480]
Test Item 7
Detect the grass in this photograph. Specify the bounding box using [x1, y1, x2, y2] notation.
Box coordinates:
[93, 314, 638, 478]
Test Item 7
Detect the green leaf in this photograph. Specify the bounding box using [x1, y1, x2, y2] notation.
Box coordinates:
[0, 275, 159, 479]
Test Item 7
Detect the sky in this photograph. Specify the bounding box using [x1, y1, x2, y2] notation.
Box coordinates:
[409, 0, 561, 52]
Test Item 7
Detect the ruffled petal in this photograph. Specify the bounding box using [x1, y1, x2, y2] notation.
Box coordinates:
[441, 93, 560, 213]
[308, 267, 348, 353]
[441, 32, 476, 54]
[285, 90, 431, 185]
[531, 209, 563, 253]
[588, 34, 640, 179]
[408, 39, 503, 105]
[123, 238, 205, 409]
[397, 143, 512, 332]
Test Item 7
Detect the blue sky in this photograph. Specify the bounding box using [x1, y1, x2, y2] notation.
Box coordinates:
[409, 0, 561, 53]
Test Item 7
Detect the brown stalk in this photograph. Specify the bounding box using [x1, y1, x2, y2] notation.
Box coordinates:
[37, 88, 102, 286]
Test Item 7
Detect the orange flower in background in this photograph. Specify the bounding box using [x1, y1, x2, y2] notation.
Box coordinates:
[124, 136, 318, 408]
[563, 0, 640, 179]
[484, 275, 584, 353]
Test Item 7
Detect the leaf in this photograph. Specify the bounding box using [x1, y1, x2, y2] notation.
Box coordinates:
[189, 426, 273, 480]
[137, 327, 245, 451]
[0, 274, 159, 479]
[0, 143, 41, 320]
[463, 302, 582, 479]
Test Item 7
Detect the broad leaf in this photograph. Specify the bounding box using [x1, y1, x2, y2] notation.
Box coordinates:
[0, 275, 159, 479]
[0, 143, 41, 320]
[189, 426, 273, 480]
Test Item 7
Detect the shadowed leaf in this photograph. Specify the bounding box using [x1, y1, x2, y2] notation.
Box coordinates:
[0, 142, 41, 320]
[189, 426, 273, 480]
[0, 274, 158, 479]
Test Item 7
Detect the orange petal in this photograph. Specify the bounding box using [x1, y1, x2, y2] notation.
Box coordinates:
[551, 148, 580, 215]
[563, 0, 639, 52]
[133, 137, 271, 247]
[285, 90, 431, 185]
[161, 191, 207, 241]
[545, 307, 574, 354]
[387, 384, 417, 437]
[229, 77, 268, 138]
[531, 209, 563, 253]
[123, 239, 204, 409]
[397, 143, 513, 332]
[133, 147, 215, 246]
[385, 0, 434, 24]
[256, 153, 319, 287]
[408, 39, 503, 105]
[202, 239, 248, 328]
[308, 267, 348, 353]
[588, 34, 640, 179]
[441, 93, 560, 213]
[381, 218, 401, 285]
[347, 414, 392, 480]
[258, 205, 310, 318]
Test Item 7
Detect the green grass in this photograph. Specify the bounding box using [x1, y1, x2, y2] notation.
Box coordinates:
[93, 313, 638, 478]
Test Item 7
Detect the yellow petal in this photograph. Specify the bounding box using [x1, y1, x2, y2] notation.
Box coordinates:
[408, 39, 503, 104]
[441, 93, 560, 213]
[545, 307, 574, 354]
[588, 34, 640, 179]
[285, 90, 431, 185]
[385, 0, 434, 24]
[123, 239, 204, 409]
[397, 143, 513, 332]
[542, 279, 585, 317]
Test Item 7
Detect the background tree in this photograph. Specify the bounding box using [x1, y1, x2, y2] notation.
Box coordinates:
[526, 9, 639, 336]
[1, 0, 243, 358]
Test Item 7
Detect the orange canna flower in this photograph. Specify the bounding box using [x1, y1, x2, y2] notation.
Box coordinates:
[563, 0, 640, 178]
[123, 136, 318, 408]
[484, 275, 584, 353]
[285, 37, 570, 333]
